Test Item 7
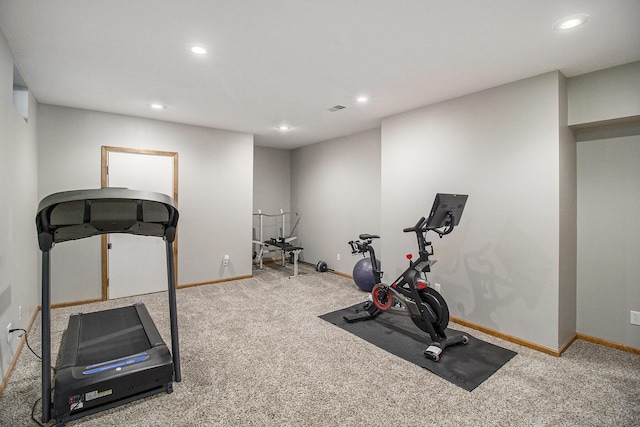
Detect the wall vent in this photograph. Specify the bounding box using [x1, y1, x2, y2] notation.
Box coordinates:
[328, 105, 346, 112]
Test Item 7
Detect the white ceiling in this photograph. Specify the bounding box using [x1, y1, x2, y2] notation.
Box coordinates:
[1, 1, 639, 149]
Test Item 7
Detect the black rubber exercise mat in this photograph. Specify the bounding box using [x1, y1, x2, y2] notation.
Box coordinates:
[320, 303, 517, 391]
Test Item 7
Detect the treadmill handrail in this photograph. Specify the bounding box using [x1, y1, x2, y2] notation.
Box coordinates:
[36, 188, 179, 251]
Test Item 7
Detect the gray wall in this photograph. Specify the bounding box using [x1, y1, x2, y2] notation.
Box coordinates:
[577, 135, 639, 347]
[37, 105, 254, 303]
[568, 61, 640, 125]
[558, 74, 578, 348]
[253, 146, 291, 215]
[0, 32, 39, 380]
[381, 72, 571, 351]
[291, 129, 381, 277]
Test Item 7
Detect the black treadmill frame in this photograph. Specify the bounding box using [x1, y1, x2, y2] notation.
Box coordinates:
[36, 188, 181, 424]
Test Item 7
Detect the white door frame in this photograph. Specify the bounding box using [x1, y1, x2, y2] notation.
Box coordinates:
[100, 145, 179, 300]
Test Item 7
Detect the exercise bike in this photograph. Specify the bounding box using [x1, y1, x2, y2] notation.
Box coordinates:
[345, 193, 469, 362]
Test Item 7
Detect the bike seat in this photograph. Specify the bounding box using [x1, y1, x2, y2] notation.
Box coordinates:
[359, 234, 380, 240]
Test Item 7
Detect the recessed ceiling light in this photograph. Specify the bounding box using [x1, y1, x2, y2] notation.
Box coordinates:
[356, 96, 369, 103]
[187, 44, 210, 55]
[150, 103, 166, 110]
[553, 14, 589, 31]
[277, 125, 291, 131]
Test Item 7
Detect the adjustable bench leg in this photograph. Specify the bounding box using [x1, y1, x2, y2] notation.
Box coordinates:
[292, 250, 300, 277]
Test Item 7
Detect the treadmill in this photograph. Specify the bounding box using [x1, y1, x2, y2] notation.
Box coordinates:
[36, 188, 181, 425]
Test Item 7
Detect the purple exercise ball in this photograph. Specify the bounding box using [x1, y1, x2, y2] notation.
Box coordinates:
[353, 258, 381, 292]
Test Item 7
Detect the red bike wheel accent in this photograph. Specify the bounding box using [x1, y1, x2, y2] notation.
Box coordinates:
[371, 283, 393, 311]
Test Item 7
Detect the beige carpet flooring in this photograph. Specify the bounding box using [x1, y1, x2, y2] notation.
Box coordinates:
[1, 262, 639, 426]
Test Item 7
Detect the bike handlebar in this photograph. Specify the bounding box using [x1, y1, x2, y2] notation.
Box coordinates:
[403, 212, 457, 238]
[403, 216, 426, 233]
[348, 240, 368, 255]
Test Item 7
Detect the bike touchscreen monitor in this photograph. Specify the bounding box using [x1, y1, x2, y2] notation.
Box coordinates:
[425, 193, 468, 229]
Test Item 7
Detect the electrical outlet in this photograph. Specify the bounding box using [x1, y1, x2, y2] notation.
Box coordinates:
[337, 253, 340, 261]
[6, 323, 11, 345]
[434, 283, 441, 292]
[19, 305, 22, 320]
[631, 310, 640, 326]
[223, 254, 229, 266]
